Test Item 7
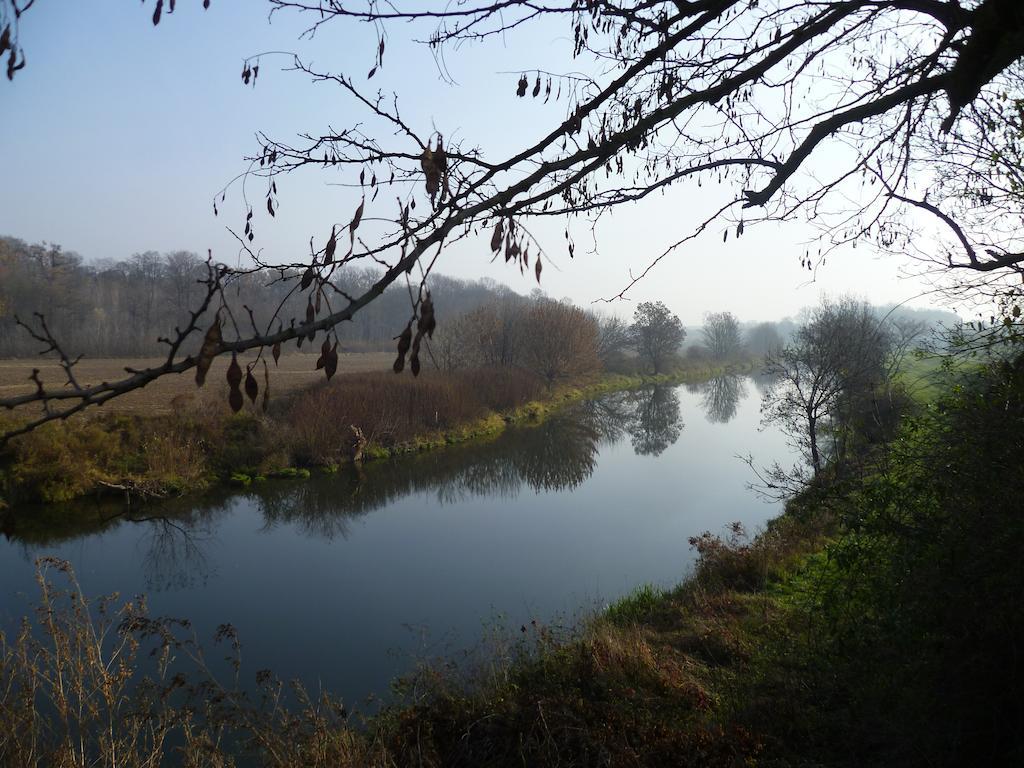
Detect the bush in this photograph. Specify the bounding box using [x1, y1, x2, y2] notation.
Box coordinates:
[281, 368, 546, 463]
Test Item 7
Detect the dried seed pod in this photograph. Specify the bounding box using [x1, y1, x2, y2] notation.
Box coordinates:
[228, 387, 244, 413]
[244, 368, 259, 404]
[349, 198, 364, 243]
[325, 226, 337, 264]
[435, 136, 447, 174]
[315, 338, 330, 370]
[418, 293, 436, 338]
[490, 221, 504, 253]
[324, 342, 339, 380]
[272, 341, 281, 365]
[300, 267, 315, 291]
[393, 323, 413, 373]
[226, 353, 243, 389]
[397, 323, 412, 356]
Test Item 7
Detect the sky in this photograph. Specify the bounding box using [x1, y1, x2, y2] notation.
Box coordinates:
[0, 0, 952, 325]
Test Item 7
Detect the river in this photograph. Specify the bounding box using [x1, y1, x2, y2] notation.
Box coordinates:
[0, 375, 789, 710]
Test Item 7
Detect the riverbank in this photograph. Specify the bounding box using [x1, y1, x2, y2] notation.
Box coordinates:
[2, 355, 1018, 765]
[350, 352, 1022, 766]
[0, 360, 753, 508]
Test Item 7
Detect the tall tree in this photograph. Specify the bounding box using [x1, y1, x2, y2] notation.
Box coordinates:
[631, 301, 684, 374]
[701, 311, 744, 361]
[762, 297, 892, 476]
[745, 322, 784, 359]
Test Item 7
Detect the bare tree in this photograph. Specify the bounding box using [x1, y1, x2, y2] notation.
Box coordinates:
[594, 313, 633, 368]
[702, 311, 744, 361]
[6, 0, 1024, 441]
[631, 301, 684, 374]
[745, 322, 785, 360]
[520, 299, 600, 385]
[762, 297, 892, 476]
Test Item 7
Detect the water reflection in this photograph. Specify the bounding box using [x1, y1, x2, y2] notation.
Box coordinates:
[137, 515, 216, 592]
[698, 375, 748, 423]
[628, 386, 683, 456]
[2, 385, 686, 587]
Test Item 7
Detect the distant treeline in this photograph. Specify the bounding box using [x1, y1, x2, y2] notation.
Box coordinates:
[0, 235, 959, 362]
[0, 236, 526, 358]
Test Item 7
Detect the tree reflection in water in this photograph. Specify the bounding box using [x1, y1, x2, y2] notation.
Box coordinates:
[3, 384, 690, 583]
[697, 375, 748, 424]
[628, 386, 684, 456]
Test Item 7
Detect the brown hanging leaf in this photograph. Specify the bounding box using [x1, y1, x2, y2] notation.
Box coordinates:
[272, 340, 281, 366]
[535, 256, 543, 283]
[490, 221, 504, 253]
[516, 74, 528, 97]
[244, 368, 259, 404]
[325, 342, 339, 380]
[393, 323, 412, 373]
[226, 353, 243, 390]
[435, 136, 447, 174]
[410, 332, 422, 377]
[397, 323, 412, 355]
[421, 147, 440, 201]
[316, 338, 330, 370]
[532, 75, 541, 98]
[228, 387, 244, 413]
[152, 0, 163, 26]
[350, 198, 364, 243]
[266, 197, 275, 217]
[195, 315, 222, 387]
[300, 267, 315, 291]
[418, 293, 437, 339]
[325, 226, 337, 264]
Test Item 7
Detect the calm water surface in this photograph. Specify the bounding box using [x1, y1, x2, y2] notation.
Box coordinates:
[0, 376, 788, 708]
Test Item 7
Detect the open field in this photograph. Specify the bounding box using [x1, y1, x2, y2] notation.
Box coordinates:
[0, 352, 394, 415]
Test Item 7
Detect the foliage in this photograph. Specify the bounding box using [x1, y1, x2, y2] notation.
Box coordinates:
[630, 301, 685, 374]
[762, 296, 904, 476]
[779, 352, 1024, 764]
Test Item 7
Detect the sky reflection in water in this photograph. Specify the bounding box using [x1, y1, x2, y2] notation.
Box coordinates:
[0, 377, 788, 709]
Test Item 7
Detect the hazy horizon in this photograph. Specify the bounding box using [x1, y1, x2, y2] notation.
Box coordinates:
[0, 2, 961, 326]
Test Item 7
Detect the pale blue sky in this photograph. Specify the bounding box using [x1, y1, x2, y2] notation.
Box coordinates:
[0, 1, 946, 324]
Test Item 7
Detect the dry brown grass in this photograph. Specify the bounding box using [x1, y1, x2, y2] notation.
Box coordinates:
[0, 352, 392, 415]
[282, 368, 546, 464]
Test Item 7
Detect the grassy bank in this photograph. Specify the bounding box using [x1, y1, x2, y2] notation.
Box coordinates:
[2, 355, 1019, 765]
[0, 360, 751, 508]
